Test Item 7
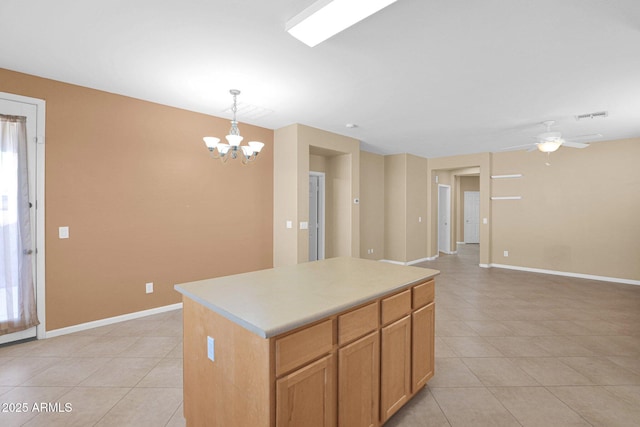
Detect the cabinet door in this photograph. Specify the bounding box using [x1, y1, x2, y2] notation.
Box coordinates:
[412, 302, 435, 392]
[276, 353, 336, 427]
[338, 332, 379, 427]
[380, 315, 411, 423]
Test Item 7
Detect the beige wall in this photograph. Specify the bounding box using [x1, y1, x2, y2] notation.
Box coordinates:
[384, 154, 407, 261]
[273, 124, 360, 265]
[405, 155, 429, 262]
[359, 151, 385, 260]
[0, 68, 274, 330]
[364, 141, 638, 281]
[491, 138, 640, 281]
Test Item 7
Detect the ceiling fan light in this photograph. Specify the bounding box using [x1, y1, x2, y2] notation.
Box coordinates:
[537, 140, 562, 153]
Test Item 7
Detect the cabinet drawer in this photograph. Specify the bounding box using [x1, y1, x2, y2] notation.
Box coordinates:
[338, 302, 378, 345]
[412, 280, 435, 309]
[275, 319, 334, 376]
[381, 289, 411, 325]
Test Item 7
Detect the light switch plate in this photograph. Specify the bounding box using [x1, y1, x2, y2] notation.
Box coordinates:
[59, 226, 69, 239]
[145, 282, 153, 294]
[300, 221, 308, 230]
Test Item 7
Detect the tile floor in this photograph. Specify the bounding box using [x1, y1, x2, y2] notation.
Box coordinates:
[0, 244, 638, 426]
[0, 310, 185, 427]
[386, 245, 640, 427]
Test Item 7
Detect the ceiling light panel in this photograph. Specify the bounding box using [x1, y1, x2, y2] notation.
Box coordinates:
[286, 0, 399, 47]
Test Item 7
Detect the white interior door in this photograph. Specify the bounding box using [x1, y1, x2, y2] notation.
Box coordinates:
[463, 191, 480, 244]
[438, 185, 451, 254]
[308, 172, 325, 261]
[0, 96, 43, 344]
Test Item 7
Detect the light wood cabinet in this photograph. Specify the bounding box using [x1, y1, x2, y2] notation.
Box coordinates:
[380, 315, 412, 423]
[412, 302, 435, 391]
[276, 353, 337, 427]
[338, 331, 379, 427]
[180, 277, 436, 427]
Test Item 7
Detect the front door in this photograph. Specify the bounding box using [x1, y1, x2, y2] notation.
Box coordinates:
[0, 95, 41, 344]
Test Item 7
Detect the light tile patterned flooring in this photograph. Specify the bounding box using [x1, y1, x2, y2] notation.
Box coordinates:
[387, 245, 640, 427]
[0, 310, 185, 426]
[0, 244, 639, 426]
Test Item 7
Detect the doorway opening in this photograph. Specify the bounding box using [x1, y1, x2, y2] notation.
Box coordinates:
[437, 184, 451, 254]
[0, 92, 46, 345]
[309, 172, 325, 261]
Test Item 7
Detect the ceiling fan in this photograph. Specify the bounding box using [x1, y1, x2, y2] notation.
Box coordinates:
[501, 120, 600, 153]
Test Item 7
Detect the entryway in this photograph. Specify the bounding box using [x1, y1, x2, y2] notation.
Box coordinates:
[0, 93, 46, 344]
[309, 172, 325, 261]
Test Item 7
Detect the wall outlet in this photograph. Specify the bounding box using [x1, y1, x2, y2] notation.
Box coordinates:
[503, 250, 509, 257]
[207, 336, 215, 361]
[145, 282, 153, 293]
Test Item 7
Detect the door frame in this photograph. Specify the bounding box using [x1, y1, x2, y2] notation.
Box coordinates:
[0, 92, 46, 341]
[309, 172, 325, 261]
[437, 184, 451, 254]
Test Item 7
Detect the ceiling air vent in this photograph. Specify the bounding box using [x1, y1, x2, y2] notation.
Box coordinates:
[575, 111, 608, 120]
[222, 102, 274, 121]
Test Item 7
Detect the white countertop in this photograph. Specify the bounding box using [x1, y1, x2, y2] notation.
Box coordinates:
[174, 257, 439, 338]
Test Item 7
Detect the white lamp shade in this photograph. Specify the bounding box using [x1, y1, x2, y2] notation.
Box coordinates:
[217, 143, 231, 155]
[203, 136, 220, 149]
[537, 140, 562, 153]
[248, 141, 265, 153]
[226, 134, 244, 147]
[241, 146, 254, 157]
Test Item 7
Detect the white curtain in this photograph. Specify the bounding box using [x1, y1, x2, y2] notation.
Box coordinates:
[0, 114, 39, 335]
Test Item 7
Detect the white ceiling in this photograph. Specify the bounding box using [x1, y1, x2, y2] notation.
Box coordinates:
[2, 0, 640, 158]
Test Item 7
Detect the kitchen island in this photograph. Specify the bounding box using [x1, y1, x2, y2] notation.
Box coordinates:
[175, 257, 439, 427]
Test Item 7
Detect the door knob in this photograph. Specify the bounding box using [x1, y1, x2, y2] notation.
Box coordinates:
[23, 249, 33, 255]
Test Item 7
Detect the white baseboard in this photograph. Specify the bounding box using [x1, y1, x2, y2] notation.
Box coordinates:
[456, 241, 466, 245]
[381, 255, 439, 266]
[380, 259, 406, 266]
[479, 264, 490, 268]
[45, 302, 183, 339]
[490, 264, 640, 286]
[407, 256, 438, 265]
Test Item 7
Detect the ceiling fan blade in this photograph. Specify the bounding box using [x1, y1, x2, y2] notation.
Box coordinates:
[499, 143, 536, 151]
[567, 133, 602, 142]
[562, 141, 590, 149]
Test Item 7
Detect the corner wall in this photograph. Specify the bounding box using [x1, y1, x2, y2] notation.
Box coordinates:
[359, 151, 385, 260]
[273, 124, 360, 266]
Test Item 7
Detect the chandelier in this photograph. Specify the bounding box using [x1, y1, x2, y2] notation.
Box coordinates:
[203, 89, 264, 164]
